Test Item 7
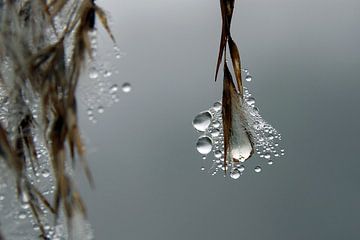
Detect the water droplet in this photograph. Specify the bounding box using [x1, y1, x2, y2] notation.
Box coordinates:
[21, 203, 30, 209]
[213, 121, 220, 128]
[213, 102, 222, 111]
[192, 111, 212, 132]
[245, 75, 252, 82]
[89, 67, 99, 79]
[109, 84, 119, 94]
[121, 82, 132, 93]
[98, 106, 104, 114]
[0, 195, 4, 201]
[200, 167, 205, 171]
[254, 166, 262, 173]
[229, 169, 240, 179]
[268, 134, 274, 140]
[33, 223, 40, 231]
[211, 128, 220, 137]
[18, 211, 27, 219]
[103, 70, 112, 77]
[264, 153, 271, 159]
[41, 169, 50, 178]
[196, 136, 213, 155]
[268, 160, 274, 165]
[214, 150, 222, 158]
[246, 97, 255, 106]
[238, 165, 245, 172]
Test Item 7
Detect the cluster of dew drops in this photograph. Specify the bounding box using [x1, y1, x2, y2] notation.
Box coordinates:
[79, 30, 132, 123]
[0, 140, 69, 239]
[192, 69, 285, 179]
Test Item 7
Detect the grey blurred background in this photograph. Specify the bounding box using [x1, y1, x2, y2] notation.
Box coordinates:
[77, 0, 360, 239]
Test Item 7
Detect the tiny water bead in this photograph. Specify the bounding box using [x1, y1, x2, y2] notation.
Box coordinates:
[18, 211, 27, 220]
[79, 42, 128, 126]
[230, 169, 241, 179]
[109, 84, 119, 94]
[213, 101, 222, 111]
[41, 169, 50, 178]
[214, 150, 222, 158]
[192, 111, 212, 132]
[121, 82, 132, 93]
[196, 136, 213, 155]
[245, 75, 252, 82]
[97, 106, 104, 114]
[254, 166, 262, 173]
[246, 97, 255, 106]
[89, 67, 99, 79]
[103, 70, 112, 78]
[114, 45, 126, 59]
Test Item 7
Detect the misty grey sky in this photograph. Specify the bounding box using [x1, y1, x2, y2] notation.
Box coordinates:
[78, 1, 360, 239]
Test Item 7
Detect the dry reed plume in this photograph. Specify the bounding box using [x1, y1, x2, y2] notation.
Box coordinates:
[215, 0, 254, 170]
[0, 0, 114, 239]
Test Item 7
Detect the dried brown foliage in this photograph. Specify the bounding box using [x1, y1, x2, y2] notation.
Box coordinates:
[0, 0, 114, 238]
[216, 0, 254, 170]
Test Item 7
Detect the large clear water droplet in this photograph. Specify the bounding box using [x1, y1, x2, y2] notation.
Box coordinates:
[192, 111, 212, 132]
[196, 136, 213, 155]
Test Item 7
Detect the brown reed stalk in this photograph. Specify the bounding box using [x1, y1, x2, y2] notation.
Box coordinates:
[215, 0, 255, 170]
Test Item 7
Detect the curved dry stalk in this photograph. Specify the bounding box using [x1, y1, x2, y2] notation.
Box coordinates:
[215, 0, 254, 170]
